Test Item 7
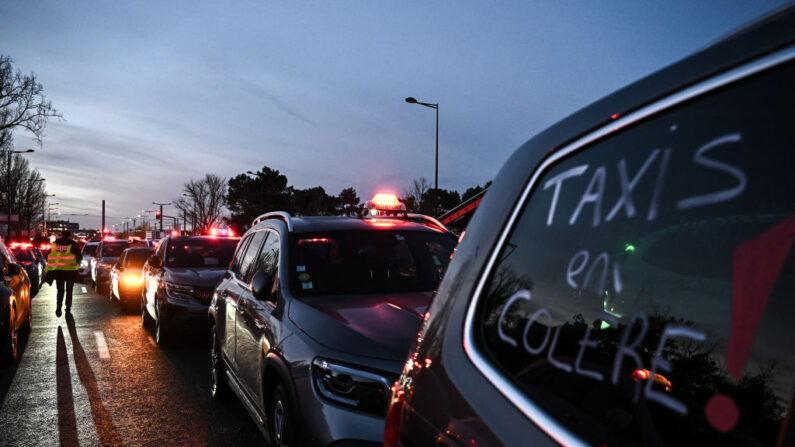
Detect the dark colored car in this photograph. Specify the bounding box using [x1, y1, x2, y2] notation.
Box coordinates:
[10, 245, 40, 295]
[141, 235, 239, 345]
[109, 247, 154, 312]
[385, 8, 795, 447]
[92, 240, 140, 294]
[0, 239, 32, 364]
[209, 200, 457, 446]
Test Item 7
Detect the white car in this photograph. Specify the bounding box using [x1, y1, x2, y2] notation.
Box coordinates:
[79, 241, 99, 282]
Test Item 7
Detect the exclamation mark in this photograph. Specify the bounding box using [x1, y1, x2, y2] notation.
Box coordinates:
[705, 215, 795, 432]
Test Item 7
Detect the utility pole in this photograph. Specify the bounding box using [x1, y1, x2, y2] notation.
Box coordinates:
[101, 200, 106, 237]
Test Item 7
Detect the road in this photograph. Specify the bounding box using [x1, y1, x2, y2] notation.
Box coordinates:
[0, 282, 265, 446]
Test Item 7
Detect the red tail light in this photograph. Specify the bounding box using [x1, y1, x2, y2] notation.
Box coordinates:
[383, 380, 405, 447]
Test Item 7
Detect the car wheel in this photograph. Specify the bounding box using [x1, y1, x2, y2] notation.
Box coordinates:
[23, 306, 32, 334]
[141, 294, 153, 327]
[268, 384, 296, 447]
[2, 306, 19, 363]
[155, 301, 168, 346]
[210, 325, 230, 401]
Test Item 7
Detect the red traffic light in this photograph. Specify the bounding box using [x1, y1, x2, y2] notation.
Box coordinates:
[155, 210, 162, 219]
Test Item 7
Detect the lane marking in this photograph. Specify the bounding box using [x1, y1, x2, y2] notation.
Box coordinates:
[81, 286, 87, 294]
[94, 331, 110, 359]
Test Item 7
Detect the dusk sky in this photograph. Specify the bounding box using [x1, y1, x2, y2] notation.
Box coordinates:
[0, 1, 787, 229]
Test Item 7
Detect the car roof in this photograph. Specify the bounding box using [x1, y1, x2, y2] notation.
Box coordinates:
[275, 215, 446, 234]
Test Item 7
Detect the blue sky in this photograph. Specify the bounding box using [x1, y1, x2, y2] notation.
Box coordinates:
[0, 1, 788, 229]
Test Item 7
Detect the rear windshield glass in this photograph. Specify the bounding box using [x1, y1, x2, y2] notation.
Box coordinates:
[11, 249, 33, 262]
[290, 230, 456, 296]
[82, 244, 98, 256]
[101, 242, 130, 257]
[166, 238, 238, 268]
[125, 250, 153, 269]
[474, 61, 794, 445]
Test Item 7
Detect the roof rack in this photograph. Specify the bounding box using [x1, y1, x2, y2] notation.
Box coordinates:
[252, 212, 293, 231]
[406, 213, 449, 232]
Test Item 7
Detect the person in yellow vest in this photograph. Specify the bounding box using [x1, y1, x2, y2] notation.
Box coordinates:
[45, 230, 82, 317]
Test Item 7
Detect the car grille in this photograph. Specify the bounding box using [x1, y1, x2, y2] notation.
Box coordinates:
[191, 289, 215, 305]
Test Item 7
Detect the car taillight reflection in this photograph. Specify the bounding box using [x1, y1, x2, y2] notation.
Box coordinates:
[632, 368, 672, 392]
[383, 380, 405, 447]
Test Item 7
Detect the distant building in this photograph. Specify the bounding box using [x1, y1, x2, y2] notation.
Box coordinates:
[42, 220, 80, 236]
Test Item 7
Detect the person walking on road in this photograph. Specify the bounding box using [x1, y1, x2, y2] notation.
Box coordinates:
[45, 230, 82, 317]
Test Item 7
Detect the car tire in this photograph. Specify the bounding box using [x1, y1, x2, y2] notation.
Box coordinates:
[155, 301, 169, 346]
[268, 384, 296, 447]
[210, 325, 230, 401]
[2, 306, 19, 363]
[141, 294, 153, 327]
[23, 306, 32, 334]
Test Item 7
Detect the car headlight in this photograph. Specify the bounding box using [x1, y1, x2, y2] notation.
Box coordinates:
[80, 260, 88, 267]
[312, 358, 392, 416]
[164, 281, 194, 299]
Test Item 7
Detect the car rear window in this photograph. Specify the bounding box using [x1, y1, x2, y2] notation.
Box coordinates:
[290, 230, 455, 296]
[11, 249, 33, 262]
[101, 242, 130, 257]
[166, 238, 238, 268]
[125, 250, 153, 269]
[82, 244, 98, 256]
[474, 61, 794, 445]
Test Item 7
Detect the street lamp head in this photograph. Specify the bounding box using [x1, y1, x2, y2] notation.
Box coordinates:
[405, 97, 418, 104]
[24, 149, 34, 153]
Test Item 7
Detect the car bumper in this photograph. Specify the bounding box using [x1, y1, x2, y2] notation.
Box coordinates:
[162, 295, 210, 328]
[293, 375, 385, 447]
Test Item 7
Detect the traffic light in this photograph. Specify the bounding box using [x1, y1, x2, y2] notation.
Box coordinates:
[155, 209, 162, 220]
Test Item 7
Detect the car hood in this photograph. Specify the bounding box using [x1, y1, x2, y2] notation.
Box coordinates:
[289, 292, 432, 362]
[163, 268, 226, 288]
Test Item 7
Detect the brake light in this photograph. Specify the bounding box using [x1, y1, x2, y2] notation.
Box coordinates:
[383, 380, 405, 447]
[298, 238, 330, 244]
[39, 243, 51, 250]
[123, 275, 143, 285]
[10, 242, 32, 249]
[633, 368, 650, 381]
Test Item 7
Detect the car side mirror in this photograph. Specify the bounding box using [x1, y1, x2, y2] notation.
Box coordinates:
[250, 270, 273, 302]
[148, 257, 162, 268]
[7, 263, 23, 276]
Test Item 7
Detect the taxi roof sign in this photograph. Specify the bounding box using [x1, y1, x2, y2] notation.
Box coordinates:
[364, 193, 406, 216]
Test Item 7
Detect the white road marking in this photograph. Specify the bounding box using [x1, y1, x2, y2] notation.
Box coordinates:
[81, 286, 87, 293]
[94, 331, 110, 359]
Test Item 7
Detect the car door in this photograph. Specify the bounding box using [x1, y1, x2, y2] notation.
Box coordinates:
[0, 246, 28, 330]
[237, 229, 281, 403]
[144, 240, 167, 316]
[218, 234, 254, 372]
[110, 251, 125, 299]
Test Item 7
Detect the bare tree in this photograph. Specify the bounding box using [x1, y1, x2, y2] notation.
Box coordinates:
[0, 147, 48, 236]
[174, 173, 227, 233]
[0, 55, 62, 144]
[402, 177, 430, 212]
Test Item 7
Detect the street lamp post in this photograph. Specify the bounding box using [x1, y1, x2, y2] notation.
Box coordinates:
[4, 148, 34, 240]
[24, 178, 46, 237]
[405, 97, 439, 217]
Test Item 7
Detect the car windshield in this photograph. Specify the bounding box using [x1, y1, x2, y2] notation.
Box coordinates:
[11, 249, 33, 262]
[124, 250, 152, 269]
[290, 230, 456, 296]
[82, 244, 98, 256]
[101, 242, 130, 257]
[166, 238, 238, 268]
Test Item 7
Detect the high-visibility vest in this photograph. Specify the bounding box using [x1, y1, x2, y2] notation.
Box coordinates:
[46, 243, 79, 271]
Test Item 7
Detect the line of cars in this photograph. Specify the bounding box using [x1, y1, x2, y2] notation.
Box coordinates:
[0, 239, 33, 364]
[55, 8, 795, 445]
[144, 7, 793, 446]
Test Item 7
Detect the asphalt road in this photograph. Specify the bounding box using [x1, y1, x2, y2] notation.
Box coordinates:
[0, 282, 265, 446]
